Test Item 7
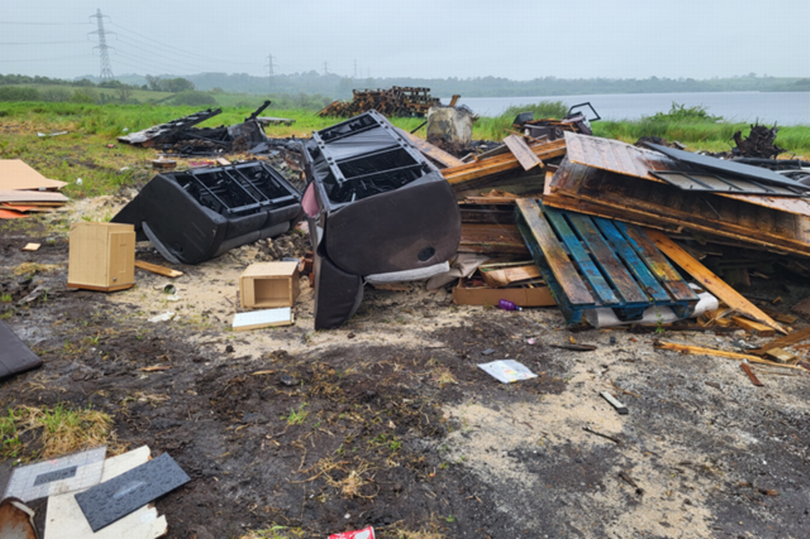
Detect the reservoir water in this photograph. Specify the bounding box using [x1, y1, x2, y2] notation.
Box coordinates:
[451, 92, 810, 126]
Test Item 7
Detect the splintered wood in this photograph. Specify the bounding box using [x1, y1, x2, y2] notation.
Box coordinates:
[644, 229, 785, 335]
[441, 139, 565, 186]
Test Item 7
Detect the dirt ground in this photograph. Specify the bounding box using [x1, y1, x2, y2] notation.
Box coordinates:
[2, 188, 810, 539]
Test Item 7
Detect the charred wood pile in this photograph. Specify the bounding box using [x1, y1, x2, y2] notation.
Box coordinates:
[733, 124, 785, 159]
[319, 86, 440, 118]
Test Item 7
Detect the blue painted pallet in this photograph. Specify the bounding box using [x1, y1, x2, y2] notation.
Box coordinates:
[515, 198, 698, 324]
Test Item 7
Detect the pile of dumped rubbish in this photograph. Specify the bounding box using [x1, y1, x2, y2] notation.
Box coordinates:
[11, 98, 810, 369]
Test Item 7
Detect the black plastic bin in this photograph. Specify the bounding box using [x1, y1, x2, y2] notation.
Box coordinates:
[112, 161, 302, 265]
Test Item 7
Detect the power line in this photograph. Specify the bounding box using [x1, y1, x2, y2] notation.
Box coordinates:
[113, 38, 217, 73]
[0, 41, 86, 45]
[0, 21, 91, 26]
[108, 22, 255, 67]
[0, 55, 90, 63]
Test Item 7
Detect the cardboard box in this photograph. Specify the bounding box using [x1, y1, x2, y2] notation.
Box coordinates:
[239, 261, 300, 309]
[452, 279, 556, 307]
[67, 222, 135, 292]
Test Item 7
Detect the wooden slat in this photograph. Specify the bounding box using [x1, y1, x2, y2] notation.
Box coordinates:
[442, 139, 566, 186]
[459, 223, 529, 254]
[617, 223, 698, 302]
[749, 325, 810, 356]
[731, 316, 776, 337]
[134, 260, 184, 278]
[396, 128, 464, 168]
[543, 209, 619, 305]
[481, 264, 541, 288]
[654, 341, 804, 370]
[515, 198, 595, 306]
[592, 218, 672, 303]
[645, 228, 786, 334]
[503, 135, 543, 171]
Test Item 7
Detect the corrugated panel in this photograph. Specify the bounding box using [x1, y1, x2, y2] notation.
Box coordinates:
[651, 170, 801, 196]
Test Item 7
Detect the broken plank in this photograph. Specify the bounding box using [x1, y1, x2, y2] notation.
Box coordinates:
[481, 264, 541, 288]
[396, 128, 464, 168]
[749, 325, 810, 356]
[134, 260, 183, 278]
[645, 228, 786, 335]
[653, 341, 805, 369]
[442, 139, 566, 185]
[731, 316, 776, 337]
[459, 223, 529, 255]
[503, 135, 543, 171]
[764, 348, 796, 363]
[740, 361, 764, 386]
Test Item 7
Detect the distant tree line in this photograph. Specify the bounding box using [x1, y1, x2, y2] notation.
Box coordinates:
[183, 72, 810, 98]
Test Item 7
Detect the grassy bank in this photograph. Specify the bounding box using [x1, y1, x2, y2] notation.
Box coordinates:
[0, 101, 807, 202]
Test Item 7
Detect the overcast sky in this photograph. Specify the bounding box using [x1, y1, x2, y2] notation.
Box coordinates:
[1, 0, 808, 82]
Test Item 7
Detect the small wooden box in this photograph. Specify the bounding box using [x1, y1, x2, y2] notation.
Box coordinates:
[240, 261, 300, 309]
[67, 222, 135, 292]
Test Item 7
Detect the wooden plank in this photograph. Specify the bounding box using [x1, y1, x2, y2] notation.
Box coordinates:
[653, 341, 805, 370]
[134, 260, 184, 278]
[459, 223, 529, 254]
[764, 348, 796, 363]
[442, 139, 566, 185]
[396, 128, 464, 168]
[515, 198, 595, 306]
[731, 316, 776, 337]
[565, 212, 647, 304]
[503, 135, 543, 171]
[543, 208, 619, 305]
[645, 228, 786, 334]
[481, 264, 541, 288]
[749, 325, 810, 356]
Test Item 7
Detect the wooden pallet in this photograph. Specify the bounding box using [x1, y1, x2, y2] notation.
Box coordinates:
[515, 198, 698, 324]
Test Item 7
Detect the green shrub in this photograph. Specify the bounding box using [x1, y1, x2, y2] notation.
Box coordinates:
[645, 102, 723, 123]
[0, 86, 40, 102]
[40, 88, 71, 102]
[70, 88, 98, 104]
[501, 100, 569, 122]
[172, 91, 217, 107]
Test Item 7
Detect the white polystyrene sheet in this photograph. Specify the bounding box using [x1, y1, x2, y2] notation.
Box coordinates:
[3, 446, 106, 502]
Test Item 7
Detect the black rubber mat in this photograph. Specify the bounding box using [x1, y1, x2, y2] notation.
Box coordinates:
[74, 452, 190, 532]
[0, 320, 42, 380]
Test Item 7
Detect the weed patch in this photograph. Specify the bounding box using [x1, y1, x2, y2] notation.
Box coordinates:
[0, 403, 117, 460]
